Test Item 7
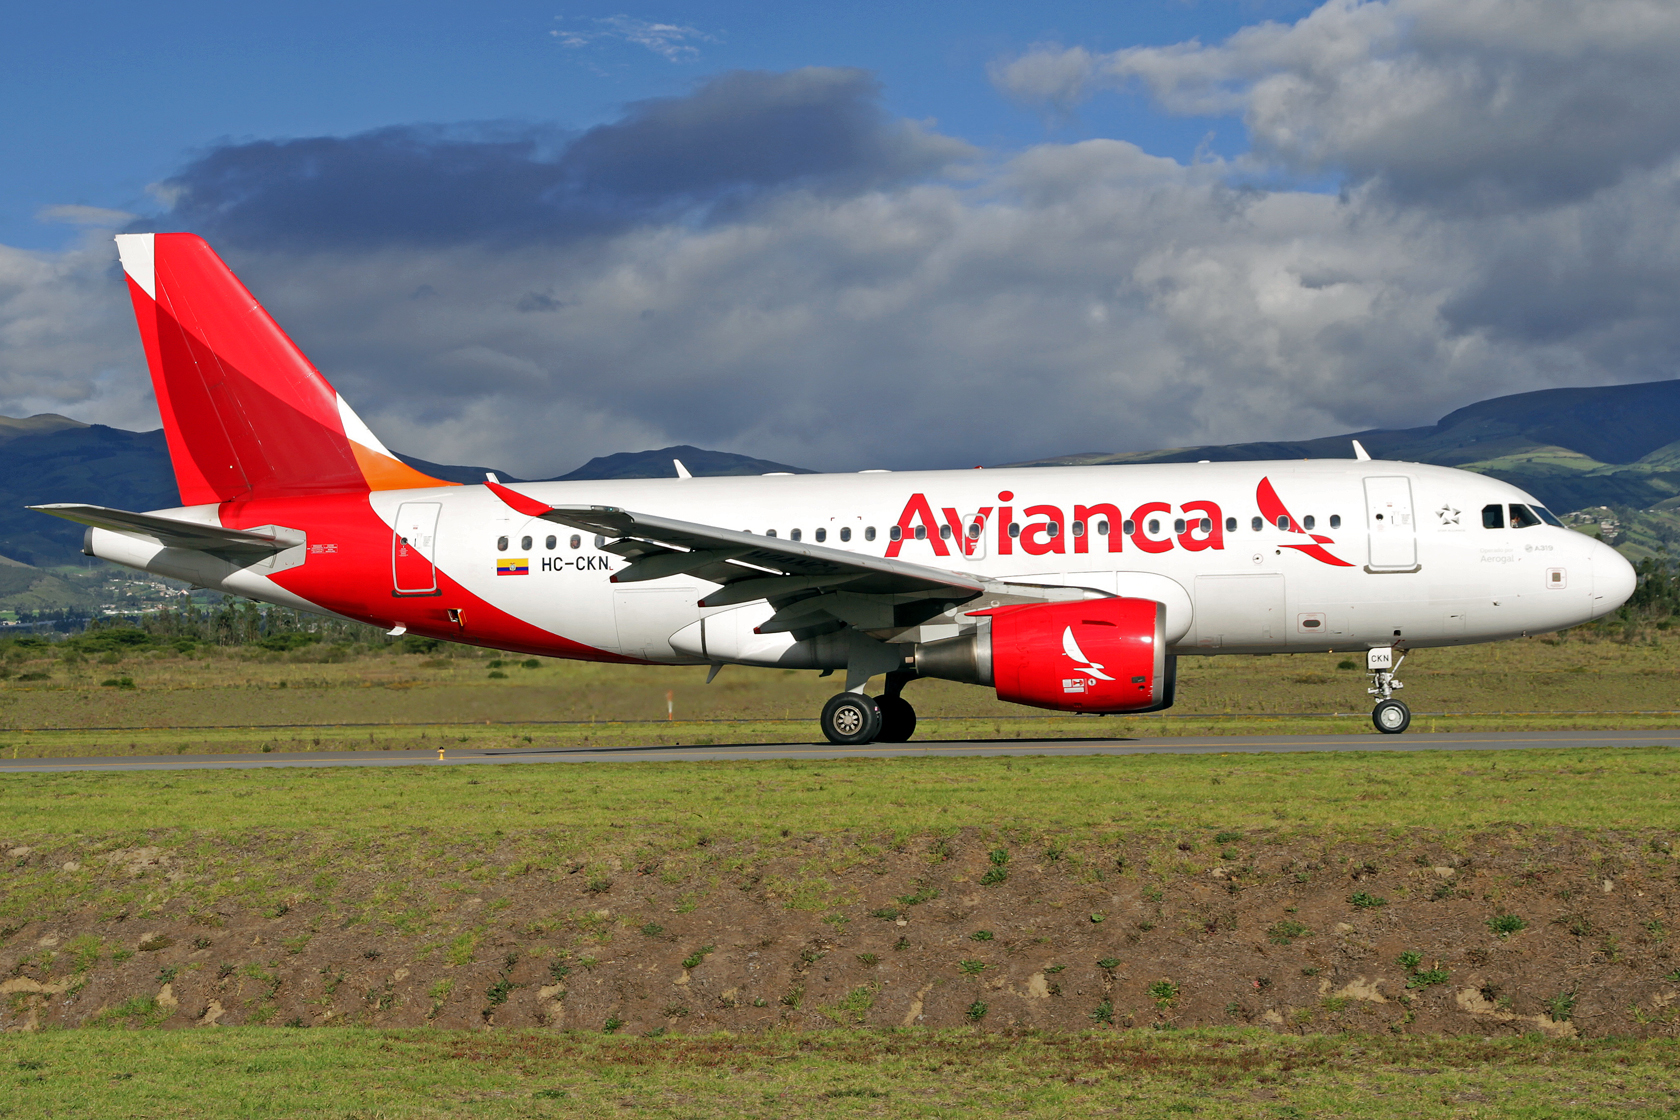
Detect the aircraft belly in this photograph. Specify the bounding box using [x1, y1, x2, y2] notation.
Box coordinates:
[613, 583, 704, 662]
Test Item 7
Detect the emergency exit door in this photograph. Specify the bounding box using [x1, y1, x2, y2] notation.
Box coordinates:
[393, 502, 441, 595]
[1363, 476, 1417, 571]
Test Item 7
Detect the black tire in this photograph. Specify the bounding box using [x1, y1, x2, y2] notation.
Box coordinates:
[875, 696, 917, 743]
[1372, 698, 1411, 735]
[821, 693, 882, 745]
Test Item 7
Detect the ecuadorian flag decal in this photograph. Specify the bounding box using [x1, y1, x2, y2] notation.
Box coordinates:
[496, 557, 529, 576]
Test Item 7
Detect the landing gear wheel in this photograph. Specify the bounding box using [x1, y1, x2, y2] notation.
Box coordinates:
[1372, 699, 1411, 735]
[821, 693, 882, 745]
[875, 696, 917, 743]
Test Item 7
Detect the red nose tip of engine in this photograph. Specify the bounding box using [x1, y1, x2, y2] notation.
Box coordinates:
[914, 597, 1172, 714]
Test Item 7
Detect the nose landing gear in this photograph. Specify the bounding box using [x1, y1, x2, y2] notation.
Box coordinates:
[1372, 698, 1411, 734]
[1366, 646, 1410, 734]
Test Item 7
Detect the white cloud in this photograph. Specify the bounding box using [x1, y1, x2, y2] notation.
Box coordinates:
[5, 5, 1680, 477]
[191, 145, 1680, 475]
[552, 15, 720, 62]
[0, 233, 157, 429]
[36, 204, 137, 228]
[992, 0, 1680, 208]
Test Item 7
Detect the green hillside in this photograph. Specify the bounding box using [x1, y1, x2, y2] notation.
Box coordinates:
[1012, 378, 1680, 518]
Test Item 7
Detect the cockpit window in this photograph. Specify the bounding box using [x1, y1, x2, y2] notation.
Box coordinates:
[1532, 505, 1564, 527]
[1481, 504, 1504, 529]
[1509, 504, 1542, 529]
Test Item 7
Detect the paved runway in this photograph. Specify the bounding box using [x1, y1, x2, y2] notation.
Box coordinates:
[2, 728, 1676, 773]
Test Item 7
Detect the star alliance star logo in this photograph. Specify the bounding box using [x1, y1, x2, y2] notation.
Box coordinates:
[1436, 504, 1461, 525]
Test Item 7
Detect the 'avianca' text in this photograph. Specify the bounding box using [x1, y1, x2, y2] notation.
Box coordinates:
[884, 490, 1225, 558]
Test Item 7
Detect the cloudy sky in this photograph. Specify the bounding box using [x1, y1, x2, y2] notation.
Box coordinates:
[4, 0, 1678, 476]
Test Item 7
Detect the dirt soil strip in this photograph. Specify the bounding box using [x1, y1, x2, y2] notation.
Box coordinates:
[4, 827, 1677, 1037]
[5, 729, 1680, 772]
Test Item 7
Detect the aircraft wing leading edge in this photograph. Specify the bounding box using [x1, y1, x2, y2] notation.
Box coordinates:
[484, 481, 984, 606]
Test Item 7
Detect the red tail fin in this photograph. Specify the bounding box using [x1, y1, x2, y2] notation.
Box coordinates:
[114, 233, 448, 505]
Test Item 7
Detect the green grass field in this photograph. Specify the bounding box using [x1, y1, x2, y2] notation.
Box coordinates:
[4, 624, 1679, 1117]
[5, 745, 1680, 841]
[0, 621, 1674, 758]
[5, 1028, 1678, 1118]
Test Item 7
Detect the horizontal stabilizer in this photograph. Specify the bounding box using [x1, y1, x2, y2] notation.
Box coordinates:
[30, 504, 302, 553]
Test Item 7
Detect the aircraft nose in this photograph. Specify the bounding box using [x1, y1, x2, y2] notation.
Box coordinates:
[1592, 540, 1637, 614]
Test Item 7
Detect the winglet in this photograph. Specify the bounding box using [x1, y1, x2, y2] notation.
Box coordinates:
[1352, 440, 1372, 461]
[673, 459, 692, 479]
[485, 479, 554, 518]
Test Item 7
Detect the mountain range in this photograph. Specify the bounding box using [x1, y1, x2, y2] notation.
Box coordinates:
[1010, 378, 1680, 517]
[1, 378, 1676, 574]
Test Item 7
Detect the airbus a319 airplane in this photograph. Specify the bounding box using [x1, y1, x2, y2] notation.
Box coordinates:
[34, 234, 1637, 742]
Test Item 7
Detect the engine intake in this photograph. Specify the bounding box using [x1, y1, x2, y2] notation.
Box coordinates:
[914, 598, 1173, 713]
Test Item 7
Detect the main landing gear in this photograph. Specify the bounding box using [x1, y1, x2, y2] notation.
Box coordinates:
[1366, 646, 1410, 734]
[820, 671, 918, 745]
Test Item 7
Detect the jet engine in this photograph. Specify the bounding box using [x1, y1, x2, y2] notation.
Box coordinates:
[914, 597, 1174, 713]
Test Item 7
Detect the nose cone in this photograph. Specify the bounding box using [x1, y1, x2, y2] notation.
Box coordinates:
[1591, 540, 1637, 617]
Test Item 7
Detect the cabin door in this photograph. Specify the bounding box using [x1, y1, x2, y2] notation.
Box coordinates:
[1363, 476, 1418, 571]
[393, 502, 441, 595]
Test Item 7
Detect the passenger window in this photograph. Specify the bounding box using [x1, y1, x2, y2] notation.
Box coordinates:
[1251, 516, 1262, 531]
[864, 526, 876, 541]
[815, 528, 827, 543]
[1071, 520, 1084, 537]
[1147, 519, 1160, 534]
[1199, 518, 1212, 533]
[1276, 515, 1290, 530]
[1509, 504, 1541, 529]
[889, 526, 902, 541]
[1096, 520, 1109, 536]
[1329, 514, 1341, 529]
[1122, 519, 1134, 535]
[497, 536, 508, 551]
[1303, 515, 1315, 531]
[1225, 517, 1236, 532]
[790, 528, 802, 542]
[1045, 522, 1059, 538]
[545, 535, 556, 550]
[967, 522, 982, 539]
[840, 526, 852, 542]
[521, 535, 532, 551]
[766, 529, 777, 538]
[1172, 518, 1185, 534]
[940, 524, 952, 539]
[1482, 504, 1504, 529]
[570, 534, 581, 549]
[1008, 523, 1021, 538]
[914, 525, 926, 540]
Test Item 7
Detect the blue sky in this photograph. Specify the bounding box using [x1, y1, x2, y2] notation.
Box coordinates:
[4, 0, 1679, 475]
[3, 1, 1314, 250]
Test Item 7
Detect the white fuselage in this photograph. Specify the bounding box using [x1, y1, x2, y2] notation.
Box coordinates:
[374, 459, 1631, 661]
[95, 458, 1635, 665]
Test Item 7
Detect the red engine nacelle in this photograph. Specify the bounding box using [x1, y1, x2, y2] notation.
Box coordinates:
[914, 597, 1171, 713]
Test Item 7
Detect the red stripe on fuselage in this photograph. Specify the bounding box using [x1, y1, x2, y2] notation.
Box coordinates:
[219, 492, 644, 664]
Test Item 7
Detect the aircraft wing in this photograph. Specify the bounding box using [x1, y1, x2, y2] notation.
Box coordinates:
[30, 504, 303, 554]
[485, 481, 982, 607]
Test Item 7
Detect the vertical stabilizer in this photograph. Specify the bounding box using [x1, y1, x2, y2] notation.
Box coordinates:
[114, 232, 448, 505]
